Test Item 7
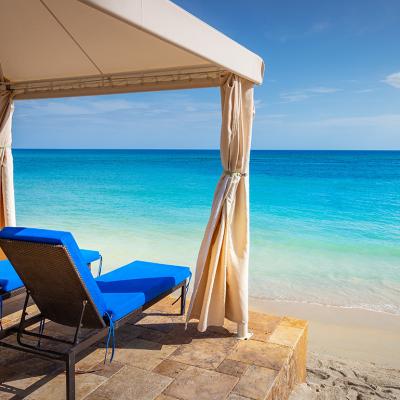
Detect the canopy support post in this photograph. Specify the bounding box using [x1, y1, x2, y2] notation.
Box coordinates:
[237, 322, 252, 340]
[187, 75, 255, 334]
[0, 89, 16, 230]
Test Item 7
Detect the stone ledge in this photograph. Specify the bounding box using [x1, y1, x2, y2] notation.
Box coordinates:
[0, 295, 307, 400]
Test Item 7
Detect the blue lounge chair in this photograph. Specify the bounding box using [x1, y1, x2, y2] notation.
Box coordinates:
[0, 227, 191, 400]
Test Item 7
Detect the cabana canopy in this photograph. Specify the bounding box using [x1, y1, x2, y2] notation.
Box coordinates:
[0, 0, 264, 98]
[0, 0, 264, 338]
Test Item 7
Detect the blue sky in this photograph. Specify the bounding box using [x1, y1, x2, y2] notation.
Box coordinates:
[13, 0, 400, 150]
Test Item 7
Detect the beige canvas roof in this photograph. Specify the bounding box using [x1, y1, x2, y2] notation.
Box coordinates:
[0, 0, 264, 99]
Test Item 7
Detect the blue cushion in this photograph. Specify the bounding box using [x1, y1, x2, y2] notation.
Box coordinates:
[80, 249, 101, 265]
[0, 248, 101, 294]
[0, 227, 107, 316]
[96, 261, 191, 321]
[0, 260, 23, 293]
[0, 227, 191, 324]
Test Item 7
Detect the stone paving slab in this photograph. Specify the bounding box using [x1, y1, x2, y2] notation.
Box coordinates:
[85, 366, 172, 400]
[169, 335, 238, 370]
[216, 359, 249, 378]
[26, 372, 106, 400]
[164, 366, 238, 400]
[0, 295, 308, 400]
[233, 365, 278, 400]
[227, 339, 293, 371]
[153, 359, 189, 379]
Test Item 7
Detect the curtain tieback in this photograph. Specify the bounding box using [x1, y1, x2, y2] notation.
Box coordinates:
[223, 170, 247, 178]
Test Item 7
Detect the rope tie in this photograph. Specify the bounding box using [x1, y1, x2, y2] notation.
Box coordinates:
[184, 273, 193, 331]
[97, 255, 103, 277]
[186, 273, 192, 293]
[104, 312, 115, 364]
[223, 170, 247, 178]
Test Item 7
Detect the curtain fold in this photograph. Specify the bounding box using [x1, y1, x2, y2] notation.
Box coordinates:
[187, 74, 254, 332]
[0, 90, 16, 228]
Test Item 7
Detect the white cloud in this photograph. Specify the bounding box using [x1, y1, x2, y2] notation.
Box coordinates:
[268, 21, 331, 43]
[307, 87, 342, 94]
[279, 86, 342, 103]
[311, 114, 400, 128]
[280, 92, 310, 103]
[257, 112, 400, 130]
[90, 99, 144, 112]
[253, 113, 400, 149]
[19, 99, 141, 116]
[27, 102, 89, 116]
[309, 21, 331, 33]
[256, 113, 286, 122]
[383, 72, 400, 88]
[15, 95, 221, 127]
[354, 89, 375, 93]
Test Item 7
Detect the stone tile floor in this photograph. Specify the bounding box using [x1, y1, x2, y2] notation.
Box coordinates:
[0, 296, 307, 400]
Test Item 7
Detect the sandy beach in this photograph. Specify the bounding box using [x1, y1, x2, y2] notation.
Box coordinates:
[250, 298, 400, 399]
[291, 352, 400, 399]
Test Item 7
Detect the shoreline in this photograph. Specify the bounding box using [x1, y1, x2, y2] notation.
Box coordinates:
[249, 296, 400, 369]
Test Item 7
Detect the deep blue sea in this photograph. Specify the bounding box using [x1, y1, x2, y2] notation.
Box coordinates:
[13, 150, 400, 315]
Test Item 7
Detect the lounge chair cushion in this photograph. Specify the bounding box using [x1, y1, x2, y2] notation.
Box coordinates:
[0, 260, 23, 293]
[96, 261, 191, 321]
[80, 249, 101, 265]
[0, 248, 101, 294]
[0, 227, 107, 317]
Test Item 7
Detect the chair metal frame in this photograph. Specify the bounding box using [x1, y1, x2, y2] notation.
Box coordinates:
[0, 279, 188, 400]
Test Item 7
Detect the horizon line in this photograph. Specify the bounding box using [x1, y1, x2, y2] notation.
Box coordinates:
[12, 148, 400, 152]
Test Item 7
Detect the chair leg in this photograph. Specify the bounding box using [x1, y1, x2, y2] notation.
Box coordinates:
[180, 282, 187, 316]
[66, 352, 76, 400]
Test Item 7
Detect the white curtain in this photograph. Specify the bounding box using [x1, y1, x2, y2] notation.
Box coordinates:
[187, 74, 254, 332]
[0, 90, 16, 228]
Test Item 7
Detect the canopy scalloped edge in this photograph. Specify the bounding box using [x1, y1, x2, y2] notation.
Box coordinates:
[6, 66, 227, 100]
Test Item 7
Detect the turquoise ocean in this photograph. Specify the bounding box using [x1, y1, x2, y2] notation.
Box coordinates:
[14, 150, 400, 315]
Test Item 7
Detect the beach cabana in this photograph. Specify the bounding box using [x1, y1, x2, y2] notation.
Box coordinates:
[0, 0, 264, 338]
